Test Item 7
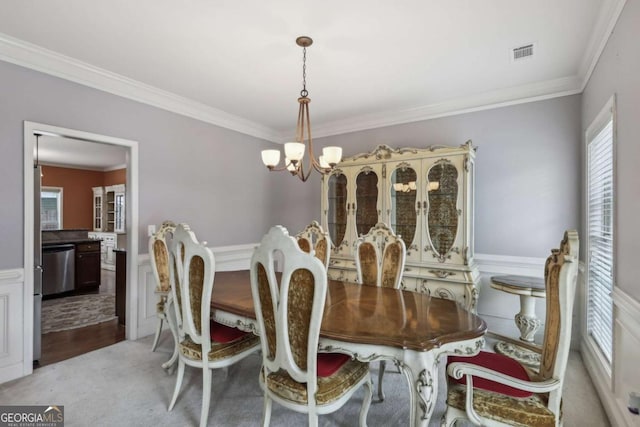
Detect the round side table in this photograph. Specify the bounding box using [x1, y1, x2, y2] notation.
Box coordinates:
[490, 275, 545, 366]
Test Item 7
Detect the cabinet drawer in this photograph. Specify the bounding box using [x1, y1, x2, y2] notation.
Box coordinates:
[328, 258, 356, 269]
[400, 276, 477, 310]
[327, 267, 358, 284]
[76, 242, 101, 253]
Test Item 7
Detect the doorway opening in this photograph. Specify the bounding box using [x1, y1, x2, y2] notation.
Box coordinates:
[23, 122, 139, 373]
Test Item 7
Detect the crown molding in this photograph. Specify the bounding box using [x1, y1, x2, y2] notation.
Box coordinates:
[310, 76, 583, 139]
[0, 33, 280, 142]
[578, 0, 628, 91]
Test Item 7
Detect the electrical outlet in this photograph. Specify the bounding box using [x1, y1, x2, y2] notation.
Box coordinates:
[148, 224, 156, 237]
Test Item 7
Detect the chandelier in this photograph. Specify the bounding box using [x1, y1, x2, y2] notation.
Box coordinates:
[261, 36, 342, 182]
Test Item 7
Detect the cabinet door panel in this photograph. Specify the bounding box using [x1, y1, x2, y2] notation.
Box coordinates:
[354, 166, 382, 237]
[388, 161, 421, 262]
[327, 173, 349, 254]
[423, 156, 465, 265]
[76, 252, 101, 289]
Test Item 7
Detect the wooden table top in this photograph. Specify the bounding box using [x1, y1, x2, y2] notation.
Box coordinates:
[212, 270, 487, 352]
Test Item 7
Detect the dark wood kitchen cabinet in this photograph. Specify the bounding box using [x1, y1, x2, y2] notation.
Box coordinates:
[75, 242, 101, 290]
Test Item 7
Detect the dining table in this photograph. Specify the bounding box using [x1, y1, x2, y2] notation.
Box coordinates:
[211, 270, 487, 427]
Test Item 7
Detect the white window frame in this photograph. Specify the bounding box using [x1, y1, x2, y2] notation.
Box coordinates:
[584, 95, 616, 372]
[41, 186, 64, 230]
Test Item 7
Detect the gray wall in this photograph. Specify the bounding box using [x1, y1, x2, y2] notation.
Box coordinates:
[1, 58, 582, 271]
[0, 60, 278, 269]
[582, 0, 640, 301]
[272, 95, 583, 258]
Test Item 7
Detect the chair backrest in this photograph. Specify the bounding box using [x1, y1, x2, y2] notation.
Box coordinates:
[355, 222, 406, 288]
[539, 230, 579, 415]
[250, 226, 328, 405]
[149, 221, 176, 292]
[295, 220, 330, 269]
[169, 223, 215, 358]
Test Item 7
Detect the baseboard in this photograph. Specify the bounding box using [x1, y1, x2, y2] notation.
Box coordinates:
[0, 362, 26, 384]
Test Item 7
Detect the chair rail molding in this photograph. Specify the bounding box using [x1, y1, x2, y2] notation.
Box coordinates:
[136, 243, 257, 338]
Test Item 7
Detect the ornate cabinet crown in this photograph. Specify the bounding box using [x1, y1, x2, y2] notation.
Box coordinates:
[321, 141, 480, 310]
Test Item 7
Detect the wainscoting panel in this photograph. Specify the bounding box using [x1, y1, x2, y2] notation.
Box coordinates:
[582, 286, 640, 427]
[135, 244, 256, 339]
[0, 269, 25, 384]
[613, 287, 640, 426]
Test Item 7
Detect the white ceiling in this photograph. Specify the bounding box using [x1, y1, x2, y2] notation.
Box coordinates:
[0, 0, 624, 147]
[36, 135, 127, 171]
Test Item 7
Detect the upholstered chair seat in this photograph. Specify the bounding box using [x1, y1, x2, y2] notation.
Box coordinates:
[264, 356, 370, 405]
[446, 383, 554, 427]
[446, 351, 555, 426]
[354, 222, 407, 401]
[167, 224, 260, 427]
[149, 221, 179, 370]
[443, 230, 579, 427]
[251, 226, 373, 426]
[179, 321, 259, 362]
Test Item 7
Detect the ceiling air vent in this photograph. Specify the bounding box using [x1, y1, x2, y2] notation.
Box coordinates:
[511, 43, 535, 62]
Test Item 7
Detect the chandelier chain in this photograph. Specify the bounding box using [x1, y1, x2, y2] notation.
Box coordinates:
[301, 46, 308, 98]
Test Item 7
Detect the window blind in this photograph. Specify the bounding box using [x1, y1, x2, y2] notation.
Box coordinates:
[586, 118, 614, 364]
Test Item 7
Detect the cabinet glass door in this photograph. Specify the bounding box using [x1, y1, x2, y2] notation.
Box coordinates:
[426, 160, 459, 261]
[94, 195, 102, 230]
[327, 174, 348, 247]
[114, 193, 125, 233]
[355, 168, 379, 237]
[389, 165, 418, 250]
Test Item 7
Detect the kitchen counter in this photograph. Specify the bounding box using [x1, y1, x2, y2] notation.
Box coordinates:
[42, 238, 99, 246]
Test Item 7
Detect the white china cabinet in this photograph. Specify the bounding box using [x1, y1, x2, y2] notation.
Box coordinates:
[321, 141, 480, 310]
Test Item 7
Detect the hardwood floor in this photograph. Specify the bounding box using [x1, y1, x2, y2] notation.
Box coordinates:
[37, 318, 125, 368]
[37, 269, 125, 369]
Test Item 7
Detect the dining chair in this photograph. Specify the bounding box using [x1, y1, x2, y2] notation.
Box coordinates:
[167, 223, 260, 427]
[149, 221, 178, 364]
[354, 222, 406, 401]
[443, 230, 579, 427]
[295, 220, 330, 269]
[250, 225, 373, 427]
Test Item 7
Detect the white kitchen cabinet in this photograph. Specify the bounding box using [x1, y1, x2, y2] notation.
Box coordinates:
[92, 184, 125, 234]
[105, 184, 126, 234]
[88, 231, 117, 270]
[92, 187, 104, 231]
[321, 142, 480, 310]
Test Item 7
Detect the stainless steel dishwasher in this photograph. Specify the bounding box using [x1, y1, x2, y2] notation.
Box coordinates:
[43, 244, 75, 296]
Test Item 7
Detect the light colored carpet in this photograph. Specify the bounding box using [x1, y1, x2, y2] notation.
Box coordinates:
[41, 294, 116, 334]
[0, 334, 610, 426]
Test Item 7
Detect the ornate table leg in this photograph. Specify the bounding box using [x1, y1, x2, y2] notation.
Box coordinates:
[402, 350, 438, 427]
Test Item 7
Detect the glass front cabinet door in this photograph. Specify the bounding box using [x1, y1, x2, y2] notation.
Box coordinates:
[324, 164, 383, 259]
[386, 161, 421, 263]
[322, 142, 479, 310]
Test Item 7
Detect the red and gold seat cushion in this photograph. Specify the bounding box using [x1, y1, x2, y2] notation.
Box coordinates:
[265, 355, 369, 405]
[447, 351, 555, 426]
[179, 321, 259, 362]
[448, 351, 532, 398]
